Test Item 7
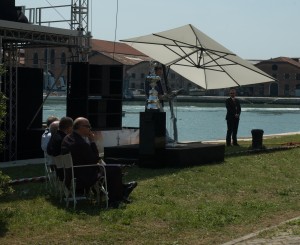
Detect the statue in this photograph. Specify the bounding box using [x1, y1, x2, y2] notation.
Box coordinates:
[145, 62, 161, 110]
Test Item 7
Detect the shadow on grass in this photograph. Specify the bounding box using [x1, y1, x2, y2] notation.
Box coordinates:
[224, 143, 298, 157]
[0, 182, 50, 203]
[0, 205, 15, 237]
[0, 219, 9, 237]
[45, 194, 109, 215]
[0, 190, 106, 238]
[124, 160, 224, 183]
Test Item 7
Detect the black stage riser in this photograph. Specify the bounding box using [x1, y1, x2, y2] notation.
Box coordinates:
[104, 143, 225, 168]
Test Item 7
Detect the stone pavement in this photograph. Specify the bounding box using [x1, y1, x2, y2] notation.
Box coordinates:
[222, 216, 300, 245]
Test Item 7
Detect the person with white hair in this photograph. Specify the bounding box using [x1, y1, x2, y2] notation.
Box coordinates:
[41, 116, 59, 152]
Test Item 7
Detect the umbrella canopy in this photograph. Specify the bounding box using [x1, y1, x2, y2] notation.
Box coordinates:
[121, 24, 276, 90]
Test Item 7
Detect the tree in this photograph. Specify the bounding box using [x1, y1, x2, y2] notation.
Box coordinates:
[0, 64, 7, 152]
[0, 64, 13, 196]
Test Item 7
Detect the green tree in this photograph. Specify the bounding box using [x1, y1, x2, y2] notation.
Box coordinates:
[0, 64, 7, 152]
[0, 64, 13, 196]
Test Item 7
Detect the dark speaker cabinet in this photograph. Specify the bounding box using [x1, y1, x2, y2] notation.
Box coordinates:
[139, 111, 166, 168]
[17, 67, 43, 130]
[1, 67, 43, 160]
[0, 1, 20, 22]
[67, 63, 123, 130]
[1, 67, 43, 130]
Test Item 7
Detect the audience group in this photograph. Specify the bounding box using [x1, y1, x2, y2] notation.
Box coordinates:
[41, 116, 137, 207]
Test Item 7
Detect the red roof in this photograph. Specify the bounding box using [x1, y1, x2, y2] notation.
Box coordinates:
[90, 39, 146, 56]
[258, 56, 300, 69]
[90, 39, 151, 65]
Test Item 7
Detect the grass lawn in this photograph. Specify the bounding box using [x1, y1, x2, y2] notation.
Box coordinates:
[0, 135, 300, 244]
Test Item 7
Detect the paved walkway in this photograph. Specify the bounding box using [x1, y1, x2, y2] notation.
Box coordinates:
[222, 216, 300, 245]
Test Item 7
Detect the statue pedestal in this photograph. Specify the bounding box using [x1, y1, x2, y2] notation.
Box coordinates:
[139, 111, 166, 167]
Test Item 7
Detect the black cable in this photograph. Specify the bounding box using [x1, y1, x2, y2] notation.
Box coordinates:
[44, 0, 66, 20]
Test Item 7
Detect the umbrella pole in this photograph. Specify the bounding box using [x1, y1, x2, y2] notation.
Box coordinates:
[169, 99, 178, 142]
[162, 65, 178, 142]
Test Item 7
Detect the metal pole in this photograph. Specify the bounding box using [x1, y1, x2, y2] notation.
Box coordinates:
[162, 65, 178, 142]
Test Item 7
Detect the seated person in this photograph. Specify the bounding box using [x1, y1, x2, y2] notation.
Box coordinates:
[61, 117, 137, 205]
[47, 117, 74, 157]
[46, 120, 60, 167]
[47, 117, 73, 181]
[41, 116, 59, 153]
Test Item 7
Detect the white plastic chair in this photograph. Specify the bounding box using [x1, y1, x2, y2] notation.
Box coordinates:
[60, 153, 109, 209]
[44, 152, 57, 194]
[52, 154, 66, 202]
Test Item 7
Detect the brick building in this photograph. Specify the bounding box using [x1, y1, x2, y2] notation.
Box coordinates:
[22, 39, 151, 93]
[255, 57, 300, 96]
[22, 39, 198, 96]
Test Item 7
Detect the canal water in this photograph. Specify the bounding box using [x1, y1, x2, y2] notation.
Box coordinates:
[43, 99, 300, 142]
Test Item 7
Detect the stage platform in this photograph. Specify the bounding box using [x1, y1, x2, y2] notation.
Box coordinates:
[104, 142, 225, 168]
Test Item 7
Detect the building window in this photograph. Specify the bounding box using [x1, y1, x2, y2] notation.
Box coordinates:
[61, 52, 66, 65]
[140, 73, 145, 79]
[296, 74, 300, 80]
[130, 82, 136, 88]
[258, 84, 264, 96]
[44, 49, 48, 64]
[140, 82, 144, 90]
[50, 49, 55, 65]
[284, 84, 289, 96]
[33, 52, 38, 65]
[284, 73, 290, 79]
[131, 73, 136, 78]
[272, 64, 278, 71]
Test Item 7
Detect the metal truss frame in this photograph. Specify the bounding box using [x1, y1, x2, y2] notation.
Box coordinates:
[0, 20, 80, 49]
[1, 43, 18, 161]
[71, 0, 89, 35]
[0, 20, 81, 161]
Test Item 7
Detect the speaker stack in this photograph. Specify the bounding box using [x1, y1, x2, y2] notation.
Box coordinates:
[67, 62, 123, 130]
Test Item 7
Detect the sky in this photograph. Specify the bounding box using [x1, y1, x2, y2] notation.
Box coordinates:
[15, 0, 300, 60]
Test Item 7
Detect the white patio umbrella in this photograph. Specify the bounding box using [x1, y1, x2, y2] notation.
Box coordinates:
[121, 24, 276, 90]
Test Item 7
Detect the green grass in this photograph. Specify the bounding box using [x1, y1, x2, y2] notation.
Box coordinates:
[0, 135, 300, 245]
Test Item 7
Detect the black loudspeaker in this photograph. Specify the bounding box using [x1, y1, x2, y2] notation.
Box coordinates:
[67, 62, 89, 99]
[66, 98, 88, 119]
[139, 111, 166, 167]
[67, 62, 123, 130]
[17, 67, 43, 130]
[17, 129, 44, 160]
[0, 0, 18, 22]
[1, 67, 43, 161]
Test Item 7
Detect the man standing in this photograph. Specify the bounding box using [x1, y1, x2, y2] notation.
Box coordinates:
[225, 88, 241, 146]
